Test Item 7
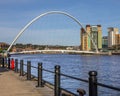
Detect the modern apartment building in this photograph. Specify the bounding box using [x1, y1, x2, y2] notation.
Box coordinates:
[108, 27, 119, 47]
[81, 27, 91, 51]
[81, 25, 102, 51]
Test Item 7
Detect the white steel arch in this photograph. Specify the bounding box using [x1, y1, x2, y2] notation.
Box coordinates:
[7, 11, 98, 53]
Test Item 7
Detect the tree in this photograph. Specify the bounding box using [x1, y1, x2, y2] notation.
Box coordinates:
[0, 48, 3, 53]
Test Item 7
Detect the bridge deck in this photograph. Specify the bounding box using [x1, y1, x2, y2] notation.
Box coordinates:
[0, 67, 53, 96]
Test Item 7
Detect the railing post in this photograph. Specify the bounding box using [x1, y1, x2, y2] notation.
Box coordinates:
[15, 59, 18, 72]
[37, 62, 43, 87]
[8, 58, 10, 69]
[54, 65, 61, 96]
[89, 71, 98, 96]
[27, 61, 31, 80]
[2, 57, 4, 68]
[20, 60, 24, 76]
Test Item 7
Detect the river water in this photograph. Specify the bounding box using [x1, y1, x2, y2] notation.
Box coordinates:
[11, 54, 120, 96]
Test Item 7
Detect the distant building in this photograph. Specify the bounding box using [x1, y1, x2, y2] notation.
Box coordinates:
[0, 42, 9, 50]
[12, 46, 23, 52]
[81, 25, 102, 51]
[102, 36, 108, 48]
[90, 25, 102, 50]
[108, 27, 119, 47]
[81, 27, 91, 51]
[115, 34, 120, 45]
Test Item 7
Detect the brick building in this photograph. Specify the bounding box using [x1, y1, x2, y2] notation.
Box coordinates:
[0, 42, 9, 50]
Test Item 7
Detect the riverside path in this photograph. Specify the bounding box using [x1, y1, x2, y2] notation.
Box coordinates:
[0, 67, 54, 96]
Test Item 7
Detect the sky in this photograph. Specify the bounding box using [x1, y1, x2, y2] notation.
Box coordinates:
[0, 0, 120, 46]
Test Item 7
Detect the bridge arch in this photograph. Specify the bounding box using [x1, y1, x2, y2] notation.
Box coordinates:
[7, 11, 98, 53]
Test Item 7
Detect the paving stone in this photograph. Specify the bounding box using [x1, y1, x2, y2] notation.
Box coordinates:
[0, 68, 54, 96]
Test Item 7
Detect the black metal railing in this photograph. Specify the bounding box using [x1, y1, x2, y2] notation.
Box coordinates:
[1, 57, 120, 96]
[12, 58, 86, 96]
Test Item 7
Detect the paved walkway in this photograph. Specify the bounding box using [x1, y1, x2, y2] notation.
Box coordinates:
[0, 68, 54, 96]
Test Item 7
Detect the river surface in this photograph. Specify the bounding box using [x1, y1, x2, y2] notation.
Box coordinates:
[11, 54, 120, 96]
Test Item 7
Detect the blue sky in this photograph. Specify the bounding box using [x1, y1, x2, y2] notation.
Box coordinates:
[0, 0, 120, 46]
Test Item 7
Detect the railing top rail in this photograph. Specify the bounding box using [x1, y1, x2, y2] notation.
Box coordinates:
[60, 73, 88, 83]
[96, 82, 120, 91]
[31, 65, 37, 69]
[42, 68, 55, 74]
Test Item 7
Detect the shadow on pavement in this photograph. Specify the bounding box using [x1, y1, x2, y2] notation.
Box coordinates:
[0, 67, 9, 73]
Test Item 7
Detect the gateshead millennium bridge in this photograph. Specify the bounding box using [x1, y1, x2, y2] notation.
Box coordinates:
[7, 11, 99, 54]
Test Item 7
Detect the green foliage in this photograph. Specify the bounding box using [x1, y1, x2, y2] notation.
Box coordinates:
[0, 48, 3, 53]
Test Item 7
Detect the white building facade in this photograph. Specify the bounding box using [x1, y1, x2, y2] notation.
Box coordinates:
[108, 27, 119, 47]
